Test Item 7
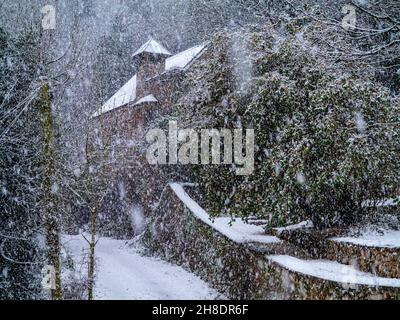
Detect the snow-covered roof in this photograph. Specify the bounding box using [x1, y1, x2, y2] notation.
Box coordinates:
[94, 42, 207, 118]
[134, 94, 158, 106]
[132, 38, 172, 58]
[165, 44, 206, 71]
[92, 75, 137, 117]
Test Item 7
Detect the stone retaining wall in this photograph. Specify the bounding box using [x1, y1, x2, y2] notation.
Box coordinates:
[272, 225, 400, 279]
[143, 184, 400, 299]
[326, 240, 400, 279]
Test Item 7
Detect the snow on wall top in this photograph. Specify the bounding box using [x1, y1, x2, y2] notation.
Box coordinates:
[132, 38, 172, 58]
[362, 197, 400, 208]
[165, 44, 206, 71]
[92, 75, 137, 117]
[134, 94, 158, 106]
[170, 183, 281, 245]
[273, 220, 314, 236]
[268, 255, 400, 287]
[331, 230, 400, 248]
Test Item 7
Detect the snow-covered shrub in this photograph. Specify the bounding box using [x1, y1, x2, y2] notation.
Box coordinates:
[174, 23, 400, 229]
[61, 251, 90, 300]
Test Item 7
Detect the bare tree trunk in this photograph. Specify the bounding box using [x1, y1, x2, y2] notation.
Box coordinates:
[39, 83, 62, 300]
[88, 206, 97, 300]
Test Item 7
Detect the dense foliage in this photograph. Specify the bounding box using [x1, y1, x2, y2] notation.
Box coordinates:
[173, 23, 400, 229]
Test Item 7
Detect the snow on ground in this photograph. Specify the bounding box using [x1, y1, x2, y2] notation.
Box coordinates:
[62, 235, 221, 300]
[332, 229, 400, 248]
[268, 255, 400, 287]
[170, 183, 281, 244]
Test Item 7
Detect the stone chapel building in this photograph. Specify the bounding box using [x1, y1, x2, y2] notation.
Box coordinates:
[92, 38, 207, 138]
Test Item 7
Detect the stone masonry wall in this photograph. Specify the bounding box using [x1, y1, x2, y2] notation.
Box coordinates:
[142, 184, 400, 300]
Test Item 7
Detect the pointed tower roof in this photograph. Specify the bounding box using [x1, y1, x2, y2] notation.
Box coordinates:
[132, 37, 172, 58]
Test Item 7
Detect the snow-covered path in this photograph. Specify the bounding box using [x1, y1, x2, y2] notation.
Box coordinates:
[63, 235, 220, 300]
